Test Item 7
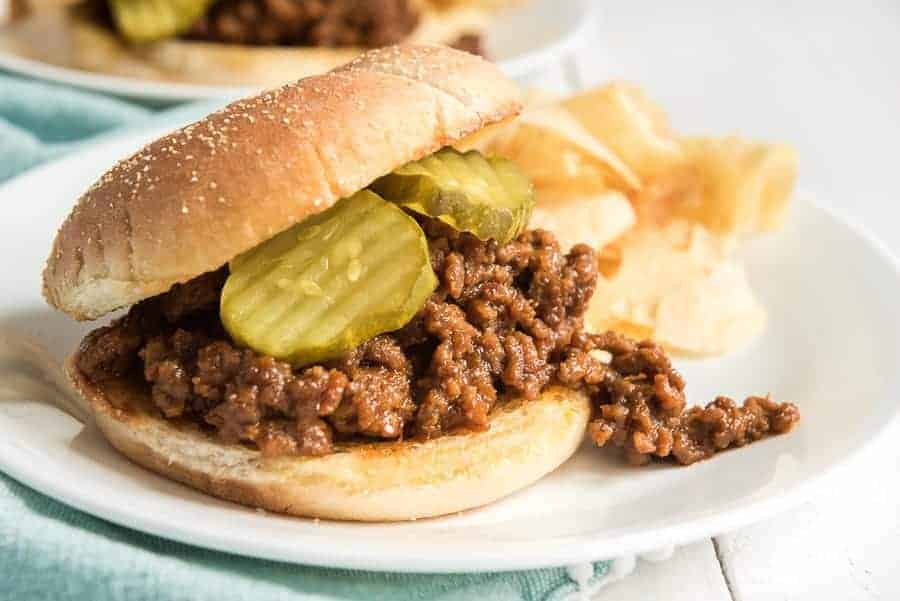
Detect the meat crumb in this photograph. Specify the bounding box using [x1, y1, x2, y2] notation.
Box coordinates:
[560, 331, 800, 465]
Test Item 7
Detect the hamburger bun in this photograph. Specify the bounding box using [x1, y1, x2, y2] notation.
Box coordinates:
[47, 44, 591, 521]
[68, 354, 590, 521]
[0, 3, 489, 88]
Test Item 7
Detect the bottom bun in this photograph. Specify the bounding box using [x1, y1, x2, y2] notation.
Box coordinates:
[0, 7, 488, 89]
[67, 355, 591, 521]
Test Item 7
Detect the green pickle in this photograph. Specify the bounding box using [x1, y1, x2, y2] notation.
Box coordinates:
[109, 0, 215, 43]
[371, 147, 535, 244]
[221, 190, 437, 367]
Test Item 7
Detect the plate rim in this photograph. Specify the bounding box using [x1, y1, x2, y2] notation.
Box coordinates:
[0, 133, 899, 573]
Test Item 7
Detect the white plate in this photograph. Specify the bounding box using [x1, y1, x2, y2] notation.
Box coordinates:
[0, 0, 593, 104]
[1, 123, 899, 573]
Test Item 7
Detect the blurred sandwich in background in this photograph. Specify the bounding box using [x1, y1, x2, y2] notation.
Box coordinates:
[0, 0, 520, 86]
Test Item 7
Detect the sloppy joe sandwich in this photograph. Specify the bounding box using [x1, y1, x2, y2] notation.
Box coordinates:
[44, 45, 799, 521]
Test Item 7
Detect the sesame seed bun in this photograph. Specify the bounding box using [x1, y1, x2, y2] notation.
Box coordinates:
[43, 43, 521, 320]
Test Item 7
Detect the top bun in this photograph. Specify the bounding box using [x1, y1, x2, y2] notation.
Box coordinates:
[43, 44, 522, 320]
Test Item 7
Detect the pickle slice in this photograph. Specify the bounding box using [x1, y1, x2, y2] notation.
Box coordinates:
[371, 147, 535, 244]
[221, 190, 437, 366]
[109, 0, 214, 43]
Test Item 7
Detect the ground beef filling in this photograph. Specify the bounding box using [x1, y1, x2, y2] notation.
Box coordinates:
[184, 0, 419, 47]
[77, 219, 799, 464]
[558, 331, 800, 465]
[90, 0, 483, 54]
[178, 0, 482, 55]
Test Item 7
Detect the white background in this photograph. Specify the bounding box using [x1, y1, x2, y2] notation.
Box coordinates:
[570, 2, 900, 599]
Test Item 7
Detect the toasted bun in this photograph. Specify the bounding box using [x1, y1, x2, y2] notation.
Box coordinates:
[67, 355, 590, 521]
[43, 43, 522, 320]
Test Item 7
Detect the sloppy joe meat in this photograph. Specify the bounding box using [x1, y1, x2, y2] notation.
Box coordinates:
[181, 0, 484, 55]
[185, 0, 419, 47]
[90, 0, 485, 54]
[77, 216, 799, 464]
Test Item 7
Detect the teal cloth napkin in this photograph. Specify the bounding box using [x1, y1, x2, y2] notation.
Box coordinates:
[0, 73, 615, 601]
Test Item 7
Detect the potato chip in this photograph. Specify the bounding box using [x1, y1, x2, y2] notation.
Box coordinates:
[631, 165, 704, 226]
[562, 82, 685, 180]
[671, 137, 797, 236]
[653, 259, 766, 356]
[529, 190, 635, 251]
[516, 105, 640, 190]
[587, 219, 763, 356]
[460, 104, 641, 199]
[459, 82, 794, 357]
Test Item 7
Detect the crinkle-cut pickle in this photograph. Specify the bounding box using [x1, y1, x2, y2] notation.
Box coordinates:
[109, 0, 216, 43]
[221, 190, 437, 366]
[371, 147, 535, 244]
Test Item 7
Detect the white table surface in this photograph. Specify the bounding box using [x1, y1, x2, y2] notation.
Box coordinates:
[561, 2, 900, 599]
